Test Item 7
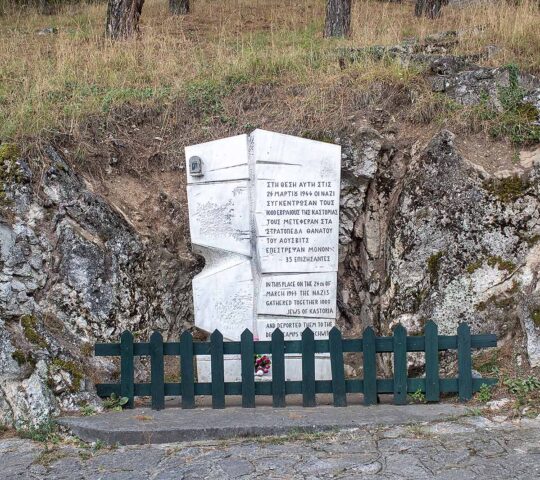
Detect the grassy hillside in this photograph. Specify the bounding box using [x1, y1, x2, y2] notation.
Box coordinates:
[0, 0, 539, 142]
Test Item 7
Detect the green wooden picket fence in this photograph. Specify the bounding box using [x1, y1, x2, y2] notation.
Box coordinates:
[95, 321, 497, 410]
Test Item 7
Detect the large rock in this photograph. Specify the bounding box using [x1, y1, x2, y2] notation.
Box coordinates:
[338, 127, 408, 333]
[338, 128, 540, 367]
[0, 146, 198, 425]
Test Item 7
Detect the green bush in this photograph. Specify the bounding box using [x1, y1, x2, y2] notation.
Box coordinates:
[80, 404, 97, 416]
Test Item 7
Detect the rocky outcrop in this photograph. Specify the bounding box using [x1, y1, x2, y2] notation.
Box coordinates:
[1, 122, 539, 425]
[338, 127, 408, 333]
[338, 129, 540, 369]
[386, 131, 539, 342]
[0, 146, 198, 426]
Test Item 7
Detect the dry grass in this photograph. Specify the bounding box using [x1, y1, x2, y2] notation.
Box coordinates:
[0, 0, 539, 140]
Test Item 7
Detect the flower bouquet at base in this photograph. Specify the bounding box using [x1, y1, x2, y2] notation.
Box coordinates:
[254, 354, 271, 376]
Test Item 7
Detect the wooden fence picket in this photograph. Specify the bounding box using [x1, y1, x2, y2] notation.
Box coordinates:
[458, 323, 473, 401]
[329, 327, 346, 407]
[211, 330, 225, 409]
[393, 324, 407, 405]
[241, 329, 255, 408]
[272, 328, 286, 408]
[362, 326, 377, 406]
[302, 328, 316, 407]
[120, 330, 134, 409]
[424, 321, 440, 402]
[150, 331, 165, 410]
[180, 330, 195, 409]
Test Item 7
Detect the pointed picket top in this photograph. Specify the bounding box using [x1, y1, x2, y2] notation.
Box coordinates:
[363, 325, 375, 337]
[329, 326, 342, 338]
[302, 327, 315, 340]
[424, 320, 438, 333]
[121, 330, 133, 341]
[272, 328, 284, 340]
[458, 322, 470, 334]
[393, 323, 407, 335]
[211, 329, 223, 341]
[241, 328, 253, 340]
[181, 330, 192, 341]
[150, 330, 163, 342]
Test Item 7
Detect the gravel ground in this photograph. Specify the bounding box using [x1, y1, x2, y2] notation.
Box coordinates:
[1, 416, 539, 479]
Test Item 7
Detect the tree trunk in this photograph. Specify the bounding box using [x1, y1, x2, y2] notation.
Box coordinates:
[324, 0, 352, 38]
[169, 0, 189, 15]
[414, 0, 448, 18]
[106, 0, 145, 40]
[38, 0, 56, 15]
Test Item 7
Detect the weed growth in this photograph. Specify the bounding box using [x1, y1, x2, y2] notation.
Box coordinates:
[409, 388, 426, 404]
[427, 251, 444, 282]
[20, 315, 48, 349]
[103, 393, 129, 411]
[477, 383, 493, 403]
[80, 404, 97, 416]
[17, 419, 60, 443]
[472, 65, 540, 146]
[504, 375, 540, 404]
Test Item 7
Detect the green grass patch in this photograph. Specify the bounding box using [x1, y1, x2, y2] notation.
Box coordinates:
[186, 79, 229, 117]
[532, 309, 540, 327]
[484, 174, 530, 202]
[476, 383, 493, 403]
[427, 251, 444, 282]
[466, 259, 483, 274]
[21, 315, 48, 349]
[472, 64, 540, 146]
[486, 255, 516, 272]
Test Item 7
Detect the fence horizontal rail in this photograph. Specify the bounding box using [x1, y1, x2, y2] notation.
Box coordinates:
[96, 378, 494, 397]
[94, 321, 498, 410]
[95, 335, 496, 356]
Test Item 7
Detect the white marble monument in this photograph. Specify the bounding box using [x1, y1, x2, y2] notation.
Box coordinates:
[185, 129, 341, 382]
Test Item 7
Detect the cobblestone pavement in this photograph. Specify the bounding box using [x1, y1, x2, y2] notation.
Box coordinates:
[2, 416, 540, 479]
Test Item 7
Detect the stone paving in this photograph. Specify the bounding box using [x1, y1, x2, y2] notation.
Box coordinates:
[1, 416, 540, 479]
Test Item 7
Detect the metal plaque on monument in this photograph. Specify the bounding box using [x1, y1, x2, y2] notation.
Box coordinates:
[185, 130, 341, 382]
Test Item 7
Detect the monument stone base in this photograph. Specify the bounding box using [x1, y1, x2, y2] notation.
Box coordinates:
[196, 354, 333, 383]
